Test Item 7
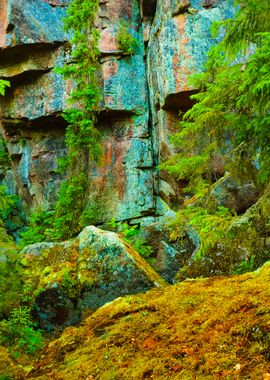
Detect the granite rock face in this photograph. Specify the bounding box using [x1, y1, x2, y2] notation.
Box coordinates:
[0, 0, 235, 223]
[146, 0, 235, 210]
[21, 226, 164, 331]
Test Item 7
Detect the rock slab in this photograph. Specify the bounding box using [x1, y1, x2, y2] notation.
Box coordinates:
[21, 226, 165, 331]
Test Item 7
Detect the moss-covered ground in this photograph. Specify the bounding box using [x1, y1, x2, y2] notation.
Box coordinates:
[2, 263, 270, 379]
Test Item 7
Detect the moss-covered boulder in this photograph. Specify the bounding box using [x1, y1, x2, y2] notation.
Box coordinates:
[27, 262, 270, 379]
[21, 226, 165, 331]
[176, 185, 270, 279]
[209, 174, 259, 214]
[139, 221, 198, 283]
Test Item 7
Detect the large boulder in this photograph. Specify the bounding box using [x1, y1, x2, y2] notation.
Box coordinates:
[175, 186, 270, 279]
[140, 220, 198, 283]
[21, 226, 165, 331]
[209, 174, 260, 214]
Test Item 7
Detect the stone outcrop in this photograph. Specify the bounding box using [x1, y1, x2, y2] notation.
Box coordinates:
[139, 221, 198, 283]
[209, 174, 260, 214]
[21, 226, 165, 331]
[146, 0, 235, 211]
[0, 0, 235, 224]
[26, 262, 270, 379]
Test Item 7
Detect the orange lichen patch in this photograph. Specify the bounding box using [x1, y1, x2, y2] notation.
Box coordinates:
[100, 138, 114, 171]
[0, 0, 7, 48]
[97, 133, 127, 200]
[174, 15, 193, 92]
[102, 60, 119, 83]
[99, 28, 118, 52]
[28, 263, 270, 379]
[112, 142, 128, 201]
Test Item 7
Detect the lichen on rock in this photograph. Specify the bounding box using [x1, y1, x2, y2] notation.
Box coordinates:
[20, 226, 165, 331]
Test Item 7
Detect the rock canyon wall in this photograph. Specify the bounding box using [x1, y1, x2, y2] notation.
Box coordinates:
[0, 0, 234, 225]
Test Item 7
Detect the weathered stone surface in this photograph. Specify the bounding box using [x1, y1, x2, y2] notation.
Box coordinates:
[0, 0, 155, 223]
[0, 0, 67, 50]
[0, 0, 235, 225]
[1, 72, 67, 120]
[139, 221, 198, 283]
[0, 46, 67, 79]
[21, 226, 165, 331]
[148, 1, 234, 107]
[210, 174, 260, 214]
[3, 126, 66, 209]
[147, 0, 235, 209]
[102, 55, 148, 114]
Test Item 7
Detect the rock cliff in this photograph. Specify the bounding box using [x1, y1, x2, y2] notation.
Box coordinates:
[0, 0, 234, 225]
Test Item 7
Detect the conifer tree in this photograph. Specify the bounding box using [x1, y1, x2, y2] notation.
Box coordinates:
[163, 0, 270, 195]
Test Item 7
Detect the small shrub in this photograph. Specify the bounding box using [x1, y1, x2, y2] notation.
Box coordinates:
[0, 252, 22, 318]
[234, 255, 255, 275]
[0, 306, 43, 356]
[117, 20, 138, 56]
[0, 80, 10, 96]
[19, 209, 55, 245]
[108, 219, 153, 258]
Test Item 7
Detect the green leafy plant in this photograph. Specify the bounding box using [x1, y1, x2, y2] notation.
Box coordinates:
[0, 253, 22, 318]
[19, 209, 55, 245]
[22, 0, 102, 242]
[117, 20, 138, 56]
[0, 186, 15, 220]
[51, 0, 102, 240]
[0, 80, 10, 96]
[234, 255, 255, 275]
[108, 219, 154, 258]
[162, 0, 270, 194]
[0, 306, 42, 356]
[171, 206, 235, 261]
[0, 137, 10, 170]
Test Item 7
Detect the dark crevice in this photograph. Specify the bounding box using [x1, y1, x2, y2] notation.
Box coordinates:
[203, 0, 217, 9]
[98, 109, 134, 121]
[6, 23, 15, 33]
[0, 41, 64, 60]
[163, 90, 197, 112]
[141, 0, 157, 18]
[3, 68, 52, 84]
[2, 113, 67, 133]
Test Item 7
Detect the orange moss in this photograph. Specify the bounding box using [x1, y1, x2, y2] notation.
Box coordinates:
[26, 263, 270, 379]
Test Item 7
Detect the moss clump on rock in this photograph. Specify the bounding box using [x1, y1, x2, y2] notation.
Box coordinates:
[20, 226, 165, 331]
[174, 185, 270, 280]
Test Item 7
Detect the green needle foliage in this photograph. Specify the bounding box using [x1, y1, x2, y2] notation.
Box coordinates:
[21, 0, 102, 243]
[52, 0, 102, 240]
[0, 80, 10, 96]
[162, 0, 270, 276]
[163, 0, 270, 194]
[58, 0, 102, 164]
[0, 306, 43, 356]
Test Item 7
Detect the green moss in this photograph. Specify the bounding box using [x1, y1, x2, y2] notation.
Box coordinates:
[117, 20, 139, 56]
[171, 185, 270, 280]
[26, 263, 270, 379]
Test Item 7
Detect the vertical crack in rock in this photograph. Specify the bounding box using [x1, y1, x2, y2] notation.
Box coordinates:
[0, 0, 235, 226]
